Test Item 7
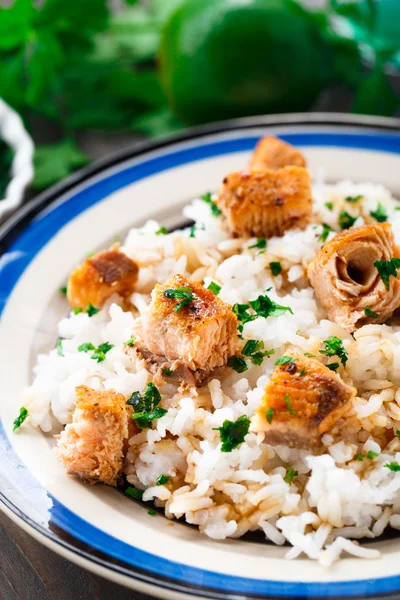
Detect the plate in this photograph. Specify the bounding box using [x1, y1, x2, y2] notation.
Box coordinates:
[1, 113, 400, 600]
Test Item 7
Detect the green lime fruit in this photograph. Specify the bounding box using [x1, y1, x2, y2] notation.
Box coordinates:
[159, 0, 332, 124]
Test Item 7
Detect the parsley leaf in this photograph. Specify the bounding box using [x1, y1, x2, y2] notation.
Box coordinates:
[249, 238, 267, 250]
[249, 294, 293, 318]
[284, 467, 298, 485]
[265, 408, 274, 424]
[275, 356, 297, 366]
[148, 509, 157, 516]
[319, 223, 332, 243]
[201, 192, 221, 217]
[384, 462, 400, 472]
[125, 486, 143, 500]
[370, 203, 387, 223]
[325, 201, 333, 210]
[163, 286, 195, 312]
[132, 406, 167, 429]
[127, 382, 165, 428]
[374, 259, 400, 290]
[13, 407, 28, 431]
[345, 195, 363, 203]
[285, 394, 297, 416]
[155, 226, 168, 235]
[125, 336, 136, 347]
[242, 340, 262, 356]
[78, 342, 95, 353]
[213, 415, 250, 452]
[338, 211, 358, 230]
[207, 281, 221, 296]
[326, 362, 340, 372]
[320, 336, 348, 366]
[269, 261, 282, 276]
[59, 286, 67, 296]
[189, 224, 196, 238]
[33, 139, 89, 190]
[227, 355, 248, 373]
[57, 338, 64, 357]
[161, 367, 172, 376]
[156, 475, 169, 486]
[92, 342, 114, 362]
[299, 368, 306, 376]
[73, 307, 83, 315]
[367, 450, 379, 459]
[364, 306, 379, 318]
[86, 303, 99, 317]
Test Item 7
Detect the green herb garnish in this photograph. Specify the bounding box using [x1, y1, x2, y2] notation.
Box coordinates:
[319, 223, 332, 243]
[125, 336, 136, 347]
[163, 286, 195, 312]
[242, 340, 262, 356]
[213, 415, 251, 452]
[78, 342, 95, 353]
[227, 356, 248, 373]
[189, 224, 196, 238]
[77, 341, 112, 362]
[299, 368, 306, 376]
[125, 486, 143, 500]
[304, 352, 315, 358]
[345, 195, 363, 203]
[127, 382, 166, 428]
[326, 362, 340, 372]
[60, 286, 67, 296]
[265, 408, 274, 424]
[275, 356, 297, 366]
[201, 192, 221, 217]
[242, 340, 273, 365]
[86, 303, 99, 317]
[249, 294, 293, 318]
[355, 454, 365, 461]
[367, 450, 379, 459]
[374, 259, 400, 290]
[396, 430, 400, 438]
[73, 307, 83, 315]
[320, 336, 348, 367]
[156, 475, 169, 486]
[325, 201, 334, 211]
[364, 307, 379, 318]
[249, 238, 267, 250]
[338, 211, 358, 230]
[156, 226, 168, 235]
[207, 281, 221, 296]
[57, 338, 64, 357]
[384, 462, 400, 472]
[285, 394, 297, 416]
[370, 203, 388, 223]
[148, 509, 157, 516]
[132, 407, 167, 429]
[13, 407, 28, 431]
[284, 467, 298, 485]
[269, 262, 282, 276]
[161, 367, 172, 376]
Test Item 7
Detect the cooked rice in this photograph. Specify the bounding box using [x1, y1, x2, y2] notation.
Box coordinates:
[22, 180, 400, 565]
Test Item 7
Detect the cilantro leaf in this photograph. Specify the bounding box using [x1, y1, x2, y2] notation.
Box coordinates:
[213, 415, 250, 452]
[384, 462, 400, 472]
[249, 294, 293, 318]
[127, 382, 165, 428]
[131, 406, 167, 429]
[242, 340, 263, 356]
[374, 259, 400, 290]
[125, 336, 136, 347]
[161, 367, 172, 376]
[13, 406, 28, 431]
[155, 226, 168, 235]
[326, 362, 340, 372]
[125, 486, 143, 500]
[91, 341, 114, 362]
[320, 336, 348, 366]
[86, 303, 100, 317]
[325, 201, 333, 210]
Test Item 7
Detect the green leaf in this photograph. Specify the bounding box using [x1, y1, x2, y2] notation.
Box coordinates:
[33, 138, 90, 190]
[132, 107, 185, 138]
[25, 31, 65, 106]
[213, 415, 250, 453]
[0, 0, 33, 51]
[150, 0, 187, 25]
[352, 59, 400, 117]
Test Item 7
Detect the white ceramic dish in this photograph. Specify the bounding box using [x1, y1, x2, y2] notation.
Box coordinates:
[1, 113, 400, 600]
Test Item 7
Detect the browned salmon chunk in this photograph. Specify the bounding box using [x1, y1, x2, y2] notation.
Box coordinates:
[253, 354, 356, 449]
[56, 386, 128, 486]
[67, 247, 139, 310]
[217, 167, 312, 238]
[249, 136, 306, 171]
[139, 274, 238, 373]
[308, 223, 400, 332]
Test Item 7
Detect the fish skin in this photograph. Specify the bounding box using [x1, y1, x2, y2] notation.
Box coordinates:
[249, 136, 306, 171]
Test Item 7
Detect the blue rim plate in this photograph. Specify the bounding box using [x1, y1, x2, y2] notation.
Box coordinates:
[1, 113, 400, 600]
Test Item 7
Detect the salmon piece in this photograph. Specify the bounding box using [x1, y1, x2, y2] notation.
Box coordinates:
[217, 167, 312, 238]
[253, 354, 356, 449]
[308, 223, 400, 332]
[249, 136, 306, 171]
[67, 247, 139, 310]
[138, 274, 238, 377]
[56, 385, 128, 486]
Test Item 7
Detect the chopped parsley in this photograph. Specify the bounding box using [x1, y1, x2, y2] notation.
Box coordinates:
[227, 355, 248, 373]
[364, 306, 379, 318]
[370, 203, 388, 223]
[284, 467, 298, 485]
[73, 307, 83, 314]
[275, 355, 297, 366]
[325, 201, 334, 211]
[148, 509, 157, 516]
[357, 450, 379, 460]
[13, 407, 28, 431]
[125, 486, 143, 500]
[125, 336, 136, 347]
[269, 261, 282, 276]
[127, 382, 166, 428]
[207, 281, 221, 296]
[345, 195, 363, 203]
[201, 192, 221, 217]
[338, 211, 358, 230]
[374, 258, 400, 290]
[86, 303, 99, 317]
[250, 349, 274, 366]
[319, 223, 332, 243]
[155, 226, 168, 235]
[59, 286, 67, 296]
[77, 341, 113, 362]
[242, 340, 273, 366]
[384, 462, 400, 472]
[163, 286, 195, 312]
[326, 362, 340, 372]
[242, 340, 262, 356]
[213, 415, 251, 452]
[249, 238, 267, 250]
[57, 338, 64, 357]
[285, 394, 297, 416]
[78, 342, 95, 353]
[396, 430, 400, 438]
[189, 224, 196, 238]
[355, 453, 365, 461]
[156, 475, 169, 486]
[249, 294, 293, 318]
[299, 368, 306, 376]
[304, 352, 315, 358]
[161, 367, 172, 377]
[265, 408, 274, 424]
[320, 336, 348, 367]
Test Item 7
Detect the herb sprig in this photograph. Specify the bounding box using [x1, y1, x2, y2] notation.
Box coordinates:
[127, 382, 167, 428]
[374, 259, 400, 290]
[213, 415, 250, 452]
[320, 336, 348, 367]
[163, 286, 195, 312]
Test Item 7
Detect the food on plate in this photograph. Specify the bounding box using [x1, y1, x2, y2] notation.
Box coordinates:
[253, 353, 356, 449]
[217, 166, 312, 238]
[56, 385, 128, 486]
[249, 136, 306, 171]
[19, 137, 400, 567]
[308, 223, 400, 332]
[67, 246, 139, 310]
[135, 274, 238, 384]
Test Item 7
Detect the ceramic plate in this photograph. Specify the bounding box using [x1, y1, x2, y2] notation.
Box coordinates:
[2, 113, 400, 600]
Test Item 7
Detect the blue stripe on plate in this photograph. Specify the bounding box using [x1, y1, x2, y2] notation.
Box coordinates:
[2, 130, 400, 597]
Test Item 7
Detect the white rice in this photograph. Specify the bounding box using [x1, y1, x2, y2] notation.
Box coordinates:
[21, 180, 400, 565]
